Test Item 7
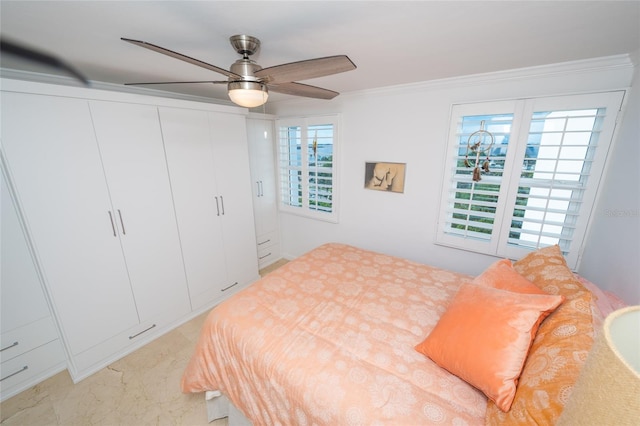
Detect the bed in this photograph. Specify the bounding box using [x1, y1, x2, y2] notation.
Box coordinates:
[181, 243, 625, 425]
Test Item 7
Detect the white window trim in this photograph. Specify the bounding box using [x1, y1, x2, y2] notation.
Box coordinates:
[276, 114, 340, 223]
[436, 92, 624, 269]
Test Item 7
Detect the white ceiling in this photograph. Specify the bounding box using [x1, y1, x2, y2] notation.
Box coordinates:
[1, 1, 639, 105]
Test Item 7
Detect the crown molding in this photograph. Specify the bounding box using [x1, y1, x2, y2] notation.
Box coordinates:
[344, 54, 636, 99]
[2, 53, 635, 109]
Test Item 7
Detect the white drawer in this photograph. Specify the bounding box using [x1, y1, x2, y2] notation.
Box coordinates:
[69, 306, 189, 382]
[256, 231, 279, 250]
[0, 316, 60, 363]
[258, 242, 281, 267]
[0, 339, 66, 400]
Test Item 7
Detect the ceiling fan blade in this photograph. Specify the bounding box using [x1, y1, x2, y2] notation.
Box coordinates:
[0, 38, 90, 85]
[256, 55, 356, 84]
[121, 38, 241, 80]
[124, 80, 228, 86]
[269, 82, 339, 100]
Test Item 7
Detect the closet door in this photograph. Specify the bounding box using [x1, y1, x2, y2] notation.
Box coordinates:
[1, 172, 66, 401]
[159, 107, 228, 310]
[208, 113, 259, 285]
[88, 101, 191, 320]
[0, 173, 51, 334]
[247, 118, 278, 236]
[247, 117, 280, 267]
[0, 92, 139, 356]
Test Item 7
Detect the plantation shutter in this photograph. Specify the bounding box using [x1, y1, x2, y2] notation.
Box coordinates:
[507, 108, 605, 251]
[278, 124, 302, 208]
[443, 114, 514, 238]
[437, 100, 520, 254]
[437, 92, 623, 268]
[276, 115, 339, 222]
[307, 123, 334, 213]
[497, 92, 624, 266]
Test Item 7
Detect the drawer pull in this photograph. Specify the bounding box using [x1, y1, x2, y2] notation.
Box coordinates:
[0, 341, 18, 352]
[108, 211, 117, 236]
[221, 282, 238, 292]
[128, 324, 156, 340]
[257, 239, 271, 246]
[259, 252, 272, 260]
[117, 209, 126, 235]
[1, 365, 28, 382]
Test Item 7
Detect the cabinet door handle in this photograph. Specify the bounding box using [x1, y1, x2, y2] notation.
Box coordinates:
[108, 211, 117, 236]
[0, 341, 18, 352]
[117, 209, 126, 235]
[259, 180, 264, 197]
[215, 196, 220, 216]
[128, 324, 156, 340]
[220, 196, 225, 215]
[256, 181, 261, 197]
[221, 281, 238, 292]
[1, 365, 28, 382]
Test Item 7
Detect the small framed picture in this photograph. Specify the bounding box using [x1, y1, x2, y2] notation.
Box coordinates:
[364, 162, 406, 193]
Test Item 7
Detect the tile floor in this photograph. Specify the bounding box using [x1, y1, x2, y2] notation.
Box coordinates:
[0, 259, 288, 426]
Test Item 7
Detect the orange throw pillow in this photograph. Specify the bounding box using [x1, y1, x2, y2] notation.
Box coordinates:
[485, 245, 599, 424]
[512, 245, 588, 299]
[474, 259, 547, 295]
[415, 283, 564, 412]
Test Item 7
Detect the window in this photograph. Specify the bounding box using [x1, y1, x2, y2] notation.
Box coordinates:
[276, 115, 339, 222]
[437, 92, 624, 269]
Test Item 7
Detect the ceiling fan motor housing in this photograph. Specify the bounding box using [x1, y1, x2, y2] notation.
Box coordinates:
[229, 35, 264, 86]
[227, 36, 268, 105]
[230, 58, 263, 82]
[229, 35, 260, 57]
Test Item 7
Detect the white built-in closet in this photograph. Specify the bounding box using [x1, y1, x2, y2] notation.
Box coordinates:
[0, 79, 260, 394]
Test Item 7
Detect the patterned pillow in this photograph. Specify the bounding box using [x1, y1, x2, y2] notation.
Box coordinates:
[512, 245, 588, 299]
[485, 245, 602, 424]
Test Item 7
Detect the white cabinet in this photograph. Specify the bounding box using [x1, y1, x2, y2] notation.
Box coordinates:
[247, 116, 281, 267]
[1, 79, 260, 385]
[208, 113, 260, 284]
[88, 101, 191, 322]
[1, 172, 66, 401]
[158, 107, 228, 310]
[159, 107, 259, 310]
[1, 92, 190, 380]
[2, 92, 140, 359]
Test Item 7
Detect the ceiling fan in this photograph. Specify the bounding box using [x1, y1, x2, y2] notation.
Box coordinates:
[0, 37, 90, 86]
[122, 35, 357, 108]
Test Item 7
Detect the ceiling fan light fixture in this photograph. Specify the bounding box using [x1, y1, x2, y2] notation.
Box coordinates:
[122, 35, 355, 103]
[228, 81, 268, 108]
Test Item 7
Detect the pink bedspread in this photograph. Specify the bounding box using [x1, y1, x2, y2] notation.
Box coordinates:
[181, 243, 487, 425]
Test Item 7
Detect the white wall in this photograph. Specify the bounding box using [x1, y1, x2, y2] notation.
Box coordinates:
[579, 56, 640, 305]
[269, 55, 638, 289]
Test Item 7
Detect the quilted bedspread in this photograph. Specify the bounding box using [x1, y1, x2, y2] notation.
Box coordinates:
[181, 243, 487, 425]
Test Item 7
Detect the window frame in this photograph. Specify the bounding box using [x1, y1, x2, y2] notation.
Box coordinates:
[436, 92, 624, 269]
[276, 114, 340, 223]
